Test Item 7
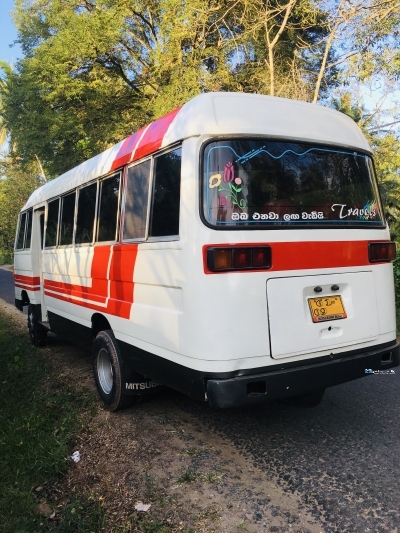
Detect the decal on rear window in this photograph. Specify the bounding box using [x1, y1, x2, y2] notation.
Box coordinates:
[203, 139, 384, 228]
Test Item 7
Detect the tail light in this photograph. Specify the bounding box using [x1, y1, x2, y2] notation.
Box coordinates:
[368, 241, 396, 262]
[207, 246, 271, 272]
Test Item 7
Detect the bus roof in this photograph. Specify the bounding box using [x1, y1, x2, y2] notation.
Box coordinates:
[23, 92, 370, 209]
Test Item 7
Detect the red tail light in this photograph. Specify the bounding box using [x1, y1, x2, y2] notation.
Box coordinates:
[368, 241, 396, 262]
[207, 246, 272, 272]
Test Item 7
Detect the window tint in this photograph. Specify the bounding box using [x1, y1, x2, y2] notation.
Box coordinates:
[123, 159, 151, 241]
[97, 174, 120, 242]
[45, 199, 60, 247]
[75, 183, 97, 244]
[60, 192, 76, 246]
[40, 213, 45, 249]
[203, 139, 384, 228]
[149, 148, 181, 237]
[16, 212, 26, 250]
[24, 209, 33, 249]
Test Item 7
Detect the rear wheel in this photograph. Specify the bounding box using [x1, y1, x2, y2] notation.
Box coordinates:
[27, 304, 47, 347]
[93, 329, 134, 411]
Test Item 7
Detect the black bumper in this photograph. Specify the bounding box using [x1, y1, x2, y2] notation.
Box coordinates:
[207, 341, 400, 409]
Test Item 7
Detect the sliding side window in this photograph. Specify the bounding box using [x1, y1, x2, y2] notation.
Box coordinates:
[97, 173, 120, 242]
[45, 199, 60, 248]
[75, 183, 97, 245]
[149, 148, 181, 238]
[15, 212, 27, 250]
[123, 159, 151, 241]
[59, 192, 76, 246]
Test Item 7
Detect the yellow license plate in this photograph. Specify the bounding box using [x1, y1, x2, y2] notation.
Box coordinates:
[308, 296, 347, 323]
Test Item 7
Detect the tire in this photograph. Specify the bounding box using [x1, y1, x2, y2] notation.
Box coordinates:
[278, 389, 325, 408]
[27, 304, 47, 348]
[92, 329, 134, 411]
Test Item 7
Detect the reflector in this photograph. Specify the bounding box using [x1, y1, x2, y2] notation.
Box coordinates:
[368, 242, 396, 262]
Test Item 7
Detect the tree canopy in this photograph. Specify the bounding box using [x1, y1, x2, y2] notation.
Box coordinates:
[1, 0, 400, 248]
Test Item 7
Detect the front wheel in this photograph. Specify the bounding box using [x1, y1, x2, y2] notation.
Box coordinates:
[92, 329, 134, 411]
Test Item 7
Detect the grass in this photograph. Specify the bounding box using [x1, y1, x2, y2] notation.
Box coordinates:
[0, 310, 100, 533]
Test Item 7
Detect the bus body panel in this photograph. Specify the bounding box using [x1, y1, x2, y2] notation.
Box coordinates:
[14, 93, 399, 407]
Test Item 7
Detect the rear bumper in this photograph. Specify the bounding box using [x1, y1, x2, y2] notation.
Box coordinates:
[207, 341, 400, 408]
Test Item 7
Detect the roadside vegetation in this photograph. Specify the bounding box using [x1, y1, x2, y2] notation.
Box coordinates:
[0, 309, 100, 533]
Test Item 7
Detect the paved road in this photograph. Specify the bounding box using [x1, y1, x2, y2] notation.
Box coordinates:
[1, 270, 399, 532]
[0, 268, 15, 305]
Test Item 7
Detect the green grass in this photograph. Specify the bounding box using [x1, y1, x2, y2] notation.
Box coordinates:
[0, 310, 100, 533]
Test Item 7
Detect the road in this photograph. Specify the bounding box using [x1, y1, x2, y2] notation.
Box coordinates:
[1, 268, 399, 532]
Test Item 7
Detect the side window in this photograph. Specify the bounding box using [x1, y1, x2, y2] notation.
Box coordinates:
[75, 183, 97, 245]
[16, 212, 26, 250]
[97, 174, 120, 242]
[24, 209, 33, 249]
[45, 199, 60, 248]
[149, 148, 181, 238]
[123, 159, 151, 241]
[39, 213, 45, 249]
[59, 191, 76, 246]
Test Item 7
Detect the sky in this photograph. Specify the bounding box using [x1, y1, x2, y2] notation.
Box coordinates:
[0, 0, 23, 65]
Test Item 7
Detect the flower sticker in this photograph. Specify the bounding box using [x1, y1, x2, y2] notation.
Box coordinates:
[224, 162, 234, 182]
[209, 173, 221, 188]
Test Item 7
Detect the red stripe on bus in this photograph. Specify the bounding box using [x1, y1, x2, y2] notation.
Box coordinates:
[15, 283, 41, 291]
[110, 107, 181, 172]
[110, 127, 146, 171]
[133, 108, 181, 162]
[203, 240, 384, 274]
[14, 274, 41, 286]
[43, 244, 138, 318]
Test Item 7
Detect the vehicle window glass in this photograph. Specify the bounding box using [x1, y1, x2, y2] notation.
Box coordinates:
[123, 159, 151, 241]
[60, 192, 76, 246]
[149, 148, 181, 237]
[45, 199, 60, 247]
[16, 212, 26, 250]
[40, 213, 45, 249]
[24, 209, 33, 249]
[98, 174, 120, 242]
[203, 139, 384, 228]
[75, 183, 97, 244]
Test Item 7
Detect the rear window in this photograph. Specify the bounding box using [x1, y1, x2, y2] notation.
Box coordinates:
[203, 139, 384, 228]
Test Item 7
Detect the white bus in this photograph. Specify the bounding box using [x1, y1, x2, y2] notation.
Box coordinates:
[14, 93, 399, 410]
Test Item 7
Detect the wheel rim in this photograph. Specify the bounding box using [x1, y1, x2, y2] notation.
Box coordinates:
[97, 348, 113, 394]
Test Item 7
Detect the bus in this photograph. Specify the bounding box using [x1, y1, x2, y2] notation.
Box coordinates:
[14, 92, 399, 410]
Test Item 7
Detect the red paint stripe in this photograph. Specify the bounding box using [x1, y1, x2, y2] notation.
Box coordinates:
[110, 107, 181, 172]
[44, 244, 139, 319]
[203, 240, 386, 274]
[14, 274, 40, 286]
[15, 283, 41, 291]
[110, 128, 146, 171]
[133, 108, 181, 162]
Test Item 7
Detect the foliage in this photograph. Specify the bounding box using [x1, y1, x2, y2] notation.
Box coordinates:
[1, 0, 332, 176]
[0, 156, 43, 254]
[0, 310, 97, 533]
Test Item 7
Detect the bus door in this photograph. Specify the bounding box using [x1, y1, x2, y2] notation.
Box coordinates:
[33, 208, 48, 322]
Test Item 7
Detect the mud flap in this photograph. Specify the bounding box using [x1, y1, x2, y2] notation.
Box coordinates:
[122, 365, 163, 395]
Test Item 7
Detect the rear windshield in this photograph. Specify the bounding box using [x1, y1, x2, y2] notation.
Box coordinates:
[203, 139, 384, 228]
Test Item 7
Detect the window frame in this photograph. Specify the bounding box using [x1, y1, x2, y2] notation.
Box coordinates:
[15, 211, 27, 251]
[199, 135, 385, 231]
[44, 197, 61, 249]
[121, 143, 182, 244]
[121, 156, 153, 244]
[95, 171, 122, 244]
[58, 190, 78, 248]
[74, 180, 99, 247]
